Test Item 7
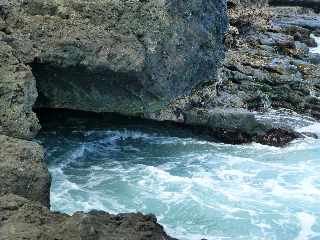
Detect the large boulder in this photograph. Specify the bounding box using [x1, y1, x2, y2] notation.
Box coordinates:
[0, 135, 50, 207]
[0, 0, 227, 118]
[0, 194, 175, 240]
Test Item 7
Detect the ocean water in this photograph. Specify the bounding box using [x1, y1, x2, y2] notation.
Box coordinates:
[37, 114, 320, 240]
[310, 34, 320, 55]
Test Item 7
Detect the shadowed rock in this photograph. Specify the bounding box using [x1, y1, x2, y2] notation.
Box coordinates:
[269, 0, 320, 13]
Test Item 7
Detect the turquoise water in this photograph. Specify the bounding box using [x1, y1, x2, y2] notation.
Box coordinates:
[37, 115, 320, 240]
[310, 35, 320, 55]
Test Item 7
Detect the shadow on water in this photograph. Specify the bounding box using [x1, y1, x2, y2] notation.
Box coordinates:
[36, 108, 194, 136]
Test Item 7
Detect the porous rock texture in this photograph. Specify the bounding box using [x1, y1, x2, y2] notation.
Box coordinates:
[0, 135, 50, 207]
[0, 0, 227, 120]
[217, 7, 320, 119]
[147, 4, 320, 145]
[0, 194, 175, 240]
[0, 1, 229, 239]
[0, 41, 40, 139]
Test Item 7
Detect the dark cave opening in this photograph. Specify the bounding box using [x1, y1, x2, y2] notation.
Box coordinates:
[30, 62, 147, 116]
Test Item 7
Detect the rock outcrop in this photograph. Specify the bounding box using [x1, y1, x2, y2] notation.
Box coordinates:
[0, 134, 176, 239]
[216, 7, 320, 119]
[0, 0, 227, 121]
[0, 194, 175, 240]
[269, 0, 320, 13]
[0, 41, 40, 140]
[0, 135, 50, 207]
[167, 108, 303, 146]
[0, 1, 319, 239]
[153, 7, 320, 117]
[145, 5, 320, 145]
[0, 1, 230, 239]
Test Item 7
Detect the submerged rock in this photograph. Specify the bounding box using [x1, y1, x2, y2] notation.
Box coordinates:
[0, 194, 175, 240]
[0, 135, 50, 207]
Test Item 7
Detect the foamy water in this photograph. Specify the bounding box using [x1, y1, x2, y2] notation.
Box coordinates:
[310, 34, 320, 55]
[37, 115, 320, 240]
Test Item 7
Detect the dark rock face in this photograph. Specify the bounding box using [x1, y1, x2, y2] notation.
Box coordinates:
[269, 0, 320, 13]
[155, 7, 320, 118]
[168, 108, 302, 146]
[255, 128, 303, 147]
[0, 135, 50, 207]
[146, 6, 320, 145]
[228, 0, 269, 8]
[0, 194, 175, 240]
[0, 0, 227, 118]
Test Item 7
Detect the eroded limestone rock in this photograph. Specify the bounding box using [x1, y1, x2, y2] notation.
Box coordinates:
[0, 41, 40, 139]
[0, 135, 50, 207]
[0, 0, 227, 117]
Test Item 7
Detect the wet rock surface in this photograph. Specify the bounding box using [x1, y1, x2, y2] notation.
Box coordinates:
[0, 135, 50, 207]
[183, 108, 304, 146]
[255, 128, 303, 147]
[0, 194, 175, 240]
[151, 5, 320, 142]
[0, 1, 319, 239]
[215, 7, 320, 119]
[0, 1, 228, 239]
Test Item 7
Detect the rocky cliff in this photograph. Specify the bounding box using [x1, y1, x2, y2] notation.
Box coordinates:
[0, 0, 227, 134]
[150, 4, 320, 139]
[0, 1, 228, 239]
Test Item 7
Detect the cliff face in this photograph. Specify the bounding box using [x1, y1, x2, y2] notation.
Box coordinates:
[0, 41, 40, 139]
[0, 1, 228, 239]
[0, 0, 227, 130]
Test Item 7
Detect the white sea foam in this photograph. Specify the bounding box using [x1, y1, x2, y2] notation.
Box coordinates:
[310, 34, 320, 55]
[39, 118, 320, 240]
[295, 212, 318, 240]
[297, 123, 320, 137]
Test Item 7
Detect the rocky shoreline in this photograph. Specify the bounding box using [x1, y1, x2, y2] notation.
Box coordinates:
[0, 0, 319, 239]
[149, 2, 320, 145]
